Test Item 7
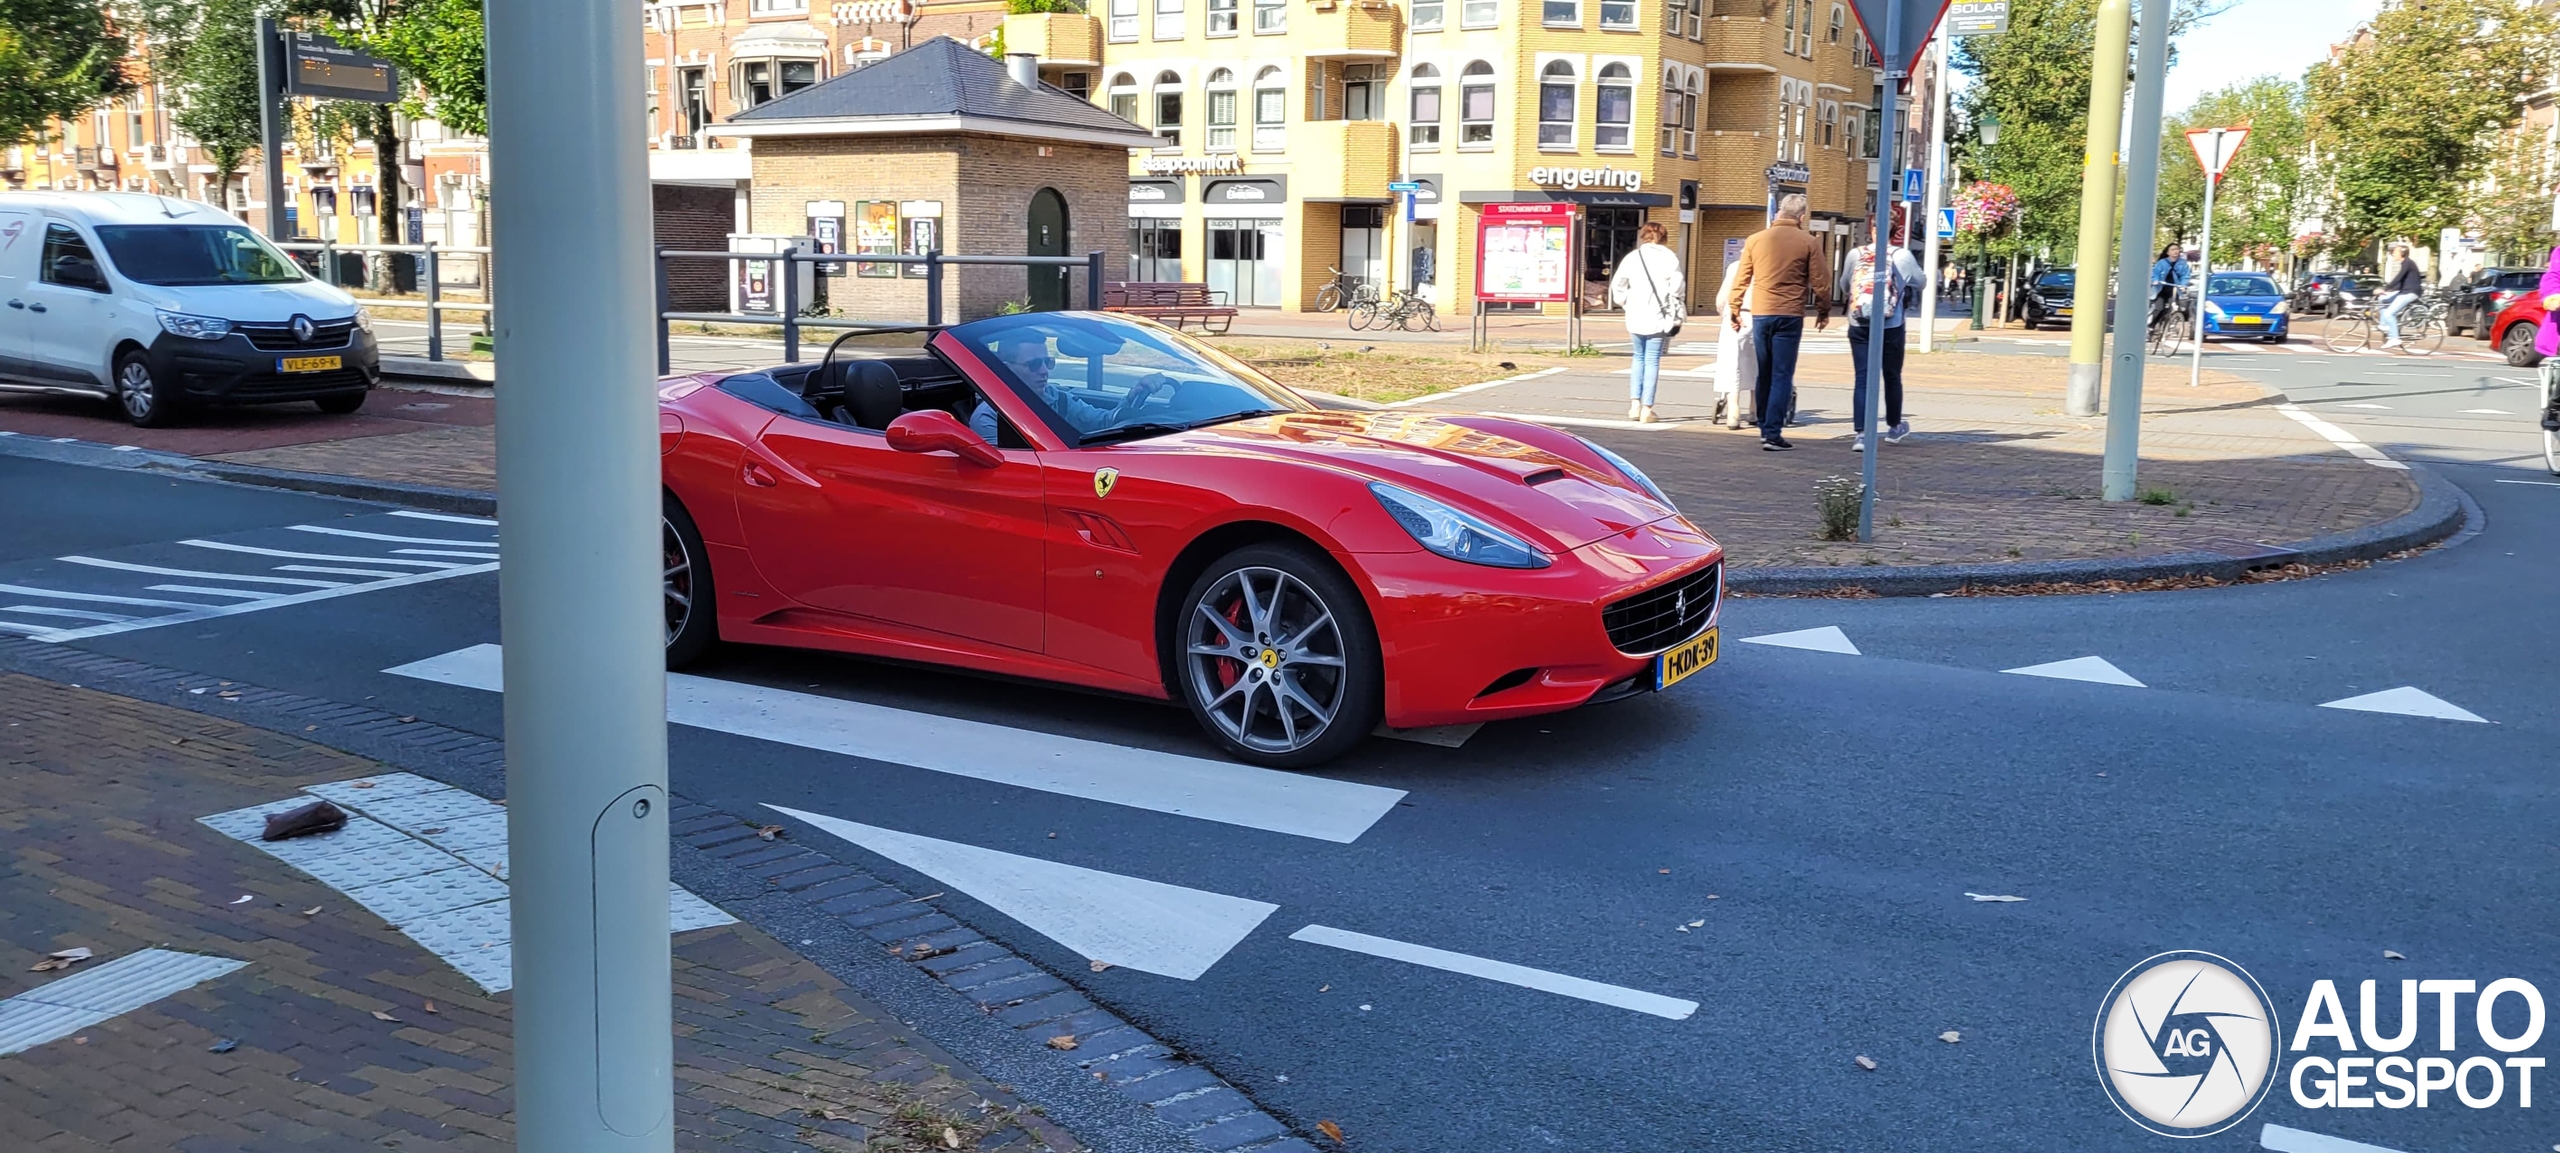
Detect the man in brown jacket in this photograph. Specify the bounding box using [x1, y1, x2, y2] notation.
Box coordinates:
[1724, 194, 1830, 449]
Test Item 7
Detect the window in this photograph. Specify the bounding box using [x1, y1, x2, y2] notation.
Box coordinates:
[1827, 3, 1843, 42]
[1595, 63, 1632, 151]
[737, 59, 818, 108]
[1209, 0, 1238, 34]
[1462, 0, 1497, 26]
[1109, 73, 1138, 122]
[1681, 71, 1700, 156]
[1782, 0, 1798, 52]
[682, 67, 710, 136]
[1063, 72, 1092, 99]
[1853, 29, 1870, 67]
[39, 224, 104, 291]
[1253, 66, 1286, 149]
[1820, 100, 1837, 148]
[1800, 0, 1816, 55]
[748, 0, 807, 12]
[1661, 68, 1682, 154]
[1155, 0, 1183, 39]
[1537, 62, 1577, 148]
[1413, 0, 1444, 29]
[743, 61, 774, 106]
[1305, 62, 1327, 121]
[1409, 65, 1442, 148]
[1460, 62, 1495, 146]
[1153, 71, 1184, 147]
[1206, 69, 1238, 150]
[1792, 100, 1807, 162]
[124, 102, 145, 150]
[1343, 63, 1379, 120]
[1253, 0, 1284, 32]
[1845, 110, 1865, 158]
[1602, 0, 1635, 27]
[1544, 0, 1578, 24]
[1109, 0, 1138, 40]
[1862, 105, 1880, 157]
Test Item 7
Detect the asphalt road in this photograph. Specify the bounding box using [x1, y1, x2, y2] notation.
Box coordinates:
[3, 340, 2553, 1152]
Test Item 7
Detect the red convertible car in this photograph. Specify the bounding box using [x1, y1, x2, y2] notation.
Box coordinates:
[656, 312, 1722, 767]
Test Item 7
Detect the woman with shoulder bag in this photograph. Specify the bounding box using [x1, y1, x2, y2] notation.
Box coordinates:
[1609, 221, 1686, 423]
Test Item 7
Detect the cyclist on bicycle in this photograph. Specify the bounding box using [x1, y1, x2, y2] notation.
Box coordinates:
[2149, 244, 2190, 330]
[2376, 243, 2424, 350]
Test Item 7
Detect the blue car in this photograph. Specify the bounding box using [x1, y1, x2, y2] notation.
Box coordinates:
[2201, 271, 2291, 343]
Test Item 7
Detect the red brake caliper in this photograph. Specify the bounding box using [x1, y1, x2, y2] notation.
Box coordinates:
[1213, 597, 1245, 690]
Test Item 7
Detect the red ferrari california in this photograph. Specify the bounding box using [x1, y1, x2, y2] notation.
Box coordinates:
[657, 312, 1721, 767]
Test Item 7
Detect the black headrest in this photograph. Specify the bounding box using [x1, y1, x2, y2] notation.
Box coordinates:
[843, 360, 904, 430]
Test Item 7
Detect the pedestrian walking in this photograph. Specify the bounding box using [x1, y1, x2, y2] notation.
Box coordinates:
[1840, 209, 1926, 450]
[1723, 193, 1829, 450]
[2377, 243, 2424, 350]
[1609, 221, 1685, 424]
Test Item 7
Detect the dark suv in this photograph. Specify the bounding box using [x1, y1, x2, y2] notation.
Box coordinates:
[2291, 272, 2365, 318]
[2447, 268, 2543, 338]
[2021, 268, 2076, 329]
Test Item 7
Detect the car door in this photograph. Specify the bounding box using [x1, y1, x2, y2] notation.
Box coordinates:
[21, 221, 116, 389]
[733, 406, 1049, 654]
[0, 210, 33, 381]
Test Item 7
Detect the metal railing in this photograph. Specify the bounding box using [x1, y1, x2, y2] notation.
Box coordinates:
[653, 247, 1105, 374]
[274, 240, 494, 362]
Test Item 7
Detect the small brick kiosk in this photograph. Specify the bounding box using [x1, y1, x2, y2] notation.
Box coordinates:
[710, 38, 1161, 322]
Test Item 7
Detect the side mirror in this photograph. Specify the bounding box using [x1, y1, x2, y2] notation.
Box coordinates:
[886, 409, 1002, 468]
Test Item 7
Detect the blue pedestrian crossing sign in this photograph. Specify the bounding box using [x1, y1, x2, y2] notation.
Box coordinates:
[1935, 207, 1956, 239]
[1903, 168, 1924, 202]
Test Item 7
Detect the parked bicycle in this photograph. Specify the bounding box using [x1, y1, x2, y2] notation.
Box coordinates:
[2322, 291, 2447, 356]
[1349, 285, 1436, 332]
[1312, 266, 1361, 314]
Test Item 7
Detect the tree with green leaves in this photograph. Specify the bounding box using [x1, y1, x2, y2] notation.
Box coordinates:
[0, 0, 134, 148]
[2302, 0, 2555, 251]
[129, 0, 264, 207]
[2157, 77, 2310, 269]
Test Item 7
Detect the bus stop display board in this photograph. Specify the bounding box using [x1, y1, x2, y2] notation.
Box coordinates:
[1475, 203, 1578, 304]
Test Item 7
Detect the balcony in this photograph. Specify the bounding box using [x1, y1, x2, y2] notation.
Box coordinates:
[1294, 119, 1400, 202]
[1003, 11, 1102, 66]
[1702, 15, 1784, 65]
[144, 143, 173, 169]
[73, 147, 99, 173]
[1696, 131, 1775, 205]
[1297, 0, 1400, 59]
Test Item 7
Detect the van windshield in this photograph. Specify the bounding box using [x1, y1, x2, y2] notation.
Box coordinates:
[92, 224, 305, 286]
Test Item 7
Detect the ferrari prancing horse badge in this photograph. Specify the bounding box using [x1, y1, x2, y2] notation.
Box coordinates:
[1093, 468, 1119, 498]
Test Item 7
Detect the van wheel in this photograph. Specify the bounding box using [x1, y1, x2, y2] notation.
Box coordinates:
[115, 350, 181, 428]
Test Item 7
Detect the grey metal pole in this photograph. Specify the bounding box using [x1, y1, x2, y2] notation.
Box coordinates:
[1087, 250, 1105, 309]
[654, 247, 672, 376]
[1856, 6, 1902, 543]
[2188, 151, 2219, 387]
[425, 243, 443, 362]
[255, 17, 287, 239]
[1918, 40, 1952, 354]
[486, 0, 674, 1146]
[2103, 0, 2173, 502]
[781, 249, 800, 362]
[925, 250, 943, 326]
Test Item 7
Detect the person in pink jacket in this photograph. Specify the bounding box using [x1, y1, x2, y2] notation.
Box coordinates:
[2537, 245, 2560, 432]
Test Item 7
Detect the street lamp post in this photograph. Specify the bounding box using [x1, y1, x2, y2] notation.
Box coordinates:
[1969, 114, 1999, 331]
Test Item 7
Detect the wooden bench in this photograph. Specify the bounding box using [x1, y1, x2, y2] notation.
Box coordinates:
[1102, 281, 1238, 335]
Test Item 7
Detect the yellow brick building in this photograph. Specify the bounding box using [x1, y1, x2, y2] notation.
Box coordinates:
[1006, 0, 1888, 316]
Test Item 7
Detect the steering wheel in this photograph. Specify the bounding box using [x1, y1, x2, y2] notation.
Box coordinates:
[1111, 372, 1176, 418]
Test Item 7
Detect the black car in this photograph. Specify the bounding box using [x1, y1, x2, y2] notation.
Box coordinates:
[2021, 268, 2076, 329]
[2291, 272, 2366, 318]
[2446, 267, 2543, 338]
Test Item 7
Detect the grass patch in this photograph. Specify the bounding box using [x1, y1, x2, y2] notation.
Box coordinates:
[2136, 487, 2179, 506]
[1211, 341, 1551, 405]
[1813, 476, 1863, 541]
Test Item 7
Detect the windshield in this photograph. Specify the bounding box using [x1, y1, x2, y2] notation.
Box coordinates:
[2210, 274, 2280, 297]
[92, 224, 305, 286]
[2035, 272, 2074, 289]
[950, 313, 1312, 446]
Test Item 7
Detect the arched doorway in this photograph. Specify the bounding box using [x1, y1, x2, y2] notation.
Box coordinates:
[1027, 188, 1069, 311]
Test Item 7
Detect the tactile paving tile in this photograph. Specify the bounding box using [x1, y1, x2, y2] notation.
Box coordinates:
[343, 867, 511, 927]
[297, 838, 467, 892]
[0, 950, 248, 1056]
[342, 788, 506, 835]
[248, 815, 412, 865]
[403, 900, 515, 993]
[303, 772, 452, 806]
[414, 812, 510, 853]
[454, 844, 507, 880]
[669, 885, 738, 934]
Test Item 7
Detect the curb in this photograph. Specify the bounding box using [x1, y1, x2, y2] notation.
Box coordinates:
[1725, 462, 2468, 595]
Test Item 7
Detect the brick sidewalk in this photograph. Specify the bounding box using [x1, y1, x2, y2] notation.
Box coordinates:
[0, 674, 1081, 1153]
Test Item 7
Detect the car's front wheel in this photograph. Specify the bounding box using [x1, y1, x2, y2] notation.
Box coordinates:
[1173, 543, 1382, 768]
[115, 349, 180, 427]
[664, 493, 718, 668]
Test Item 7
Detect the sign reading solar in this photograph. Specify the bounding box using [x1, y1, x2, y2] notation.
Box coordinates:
[285, 32, 401, 104]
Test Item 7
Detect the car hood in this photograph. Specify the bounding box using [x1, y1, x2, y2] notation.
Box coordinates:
[1131, 410, 1677, 551]
[133, 279, 360, 322]
[2212, 295, 2284, 309]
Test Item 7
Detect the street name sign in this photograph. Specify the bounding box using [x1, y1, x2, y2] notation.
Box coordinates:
[1387, 181, 1422, 192]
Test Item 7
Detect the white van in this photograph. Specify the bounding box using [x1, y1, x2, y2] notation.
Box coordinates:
[0, 192, 378, 426]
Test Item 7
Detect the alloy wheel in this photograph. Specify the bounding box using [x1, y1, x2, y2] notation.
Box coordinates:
[119, 360, 155, 421]
[1183, 566, 1348, 756]
[662, 516, 695, 646]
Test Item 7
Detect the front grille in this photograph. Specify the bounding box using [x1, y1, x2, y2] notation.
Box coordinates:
[236, 318, 357, 351]
[1602, 562, 1719, 655]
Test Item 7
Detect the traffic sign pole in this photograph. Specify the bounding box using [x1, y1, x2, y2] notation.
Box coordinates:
[2190, 158, 2220, 387]
[1919, 39, 1951, 353]
[1856, 0, 1903, 542]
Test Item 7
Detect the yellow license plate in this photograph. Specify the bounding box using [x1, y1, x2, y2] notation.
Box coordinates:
[278, 355, 342, 373]
[2229, 316, 2263, 325]
[2057, 307, 2074, 316]
[1654, 626, 1718, 690]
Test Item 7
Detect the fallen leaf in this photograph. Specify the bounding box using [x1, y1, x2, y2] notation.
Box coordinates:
[1046, 1035, 1078, 1051]
[2384, 950, 2405, 960]
[303, 725, 317, 732]
[421, 827, 448, 836]
[422, 1001, 439, 1015]
[207, 1039, 238, 1053]
[231, 895, 255, 905]
[1658, 869, 1671, 875]
[1963, 893, 2027, 903]
[1687, 919, 1705, 928]
[71, 1036, 87, 1044]
[755, 824, 785, 841]
[1939, 1031, 1962, 1044]
[1317, 1119, 1346, 1144]
[1358, 1004, 1372, 1011]
[1318, 985, 1329, 993]
[1674, 925, 1690, 933]
[397, 716, 417, 723]
[809, 1106, 847, 1121]
[352, 781, 376, 789]
[371, 1010, 401, 1023]
[300, 906, 322, 917]
[29, 946, 94, 972]
[1706, 894, 1720, 899]
[1094, 1069, 1109, 1080]
[943, 1125, 961, 1149]
[1855, 1055, 1878, 1071]
[1088, 959, 1112, 973]
[1047, 832, 1058, 838]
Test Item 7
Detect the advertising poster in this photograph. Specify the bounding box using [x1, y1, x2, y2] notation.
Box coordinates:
[1473, 203, 1577, 303]
[855, 200, 901, 277]
[903, 216, 940, 280]
[807, 200, 846, 279]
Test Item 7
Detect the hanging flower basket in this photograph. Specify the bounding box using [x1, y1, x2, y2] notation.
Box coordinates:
[1953, 181, 2019, 236]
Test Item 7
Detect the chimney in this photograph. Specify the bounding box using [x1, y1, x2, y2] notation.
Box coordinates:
[1005, 52, 1040, 90]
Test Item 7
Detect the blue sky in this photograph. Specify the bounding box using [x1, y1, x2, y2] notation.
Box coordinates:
[2163, 0, 2384, 111]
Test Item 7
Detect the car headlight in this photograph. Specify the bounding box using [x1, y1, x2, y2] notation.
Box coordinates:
[1369, 482, 1551, 569]
[2271, 300, 2289, 316]
[2203, 300, 2227, 320]
[1577, 437, 1676, 510]
[157, 310, 231, 340]
[352, 307, 373, 332]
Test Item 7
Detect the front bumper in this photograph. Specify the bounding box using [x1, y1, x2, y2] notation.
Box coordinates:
[1360, 516, 1724, 729]
[146, 328, 379, 405]
[2203, 314, 2288, 338]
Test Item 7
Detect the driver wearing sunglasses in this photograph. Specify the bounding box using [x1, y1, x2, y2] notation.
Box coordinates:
[969, 333, 1174, 445]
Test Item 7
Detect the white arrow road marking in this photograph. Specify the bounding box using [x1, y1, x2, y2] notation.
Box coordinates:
[2459, 408, 2513, 415]
[1289, 925, 1698, 1020]
[770, 805, 1276, 981]
[391, 644, 1405, 843]
[2002, 656, 2145, 687]
[2259, 1123, 2410, 1153]
[1738, 625, 1861, 655]
[2318, 686, 2487, 723]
